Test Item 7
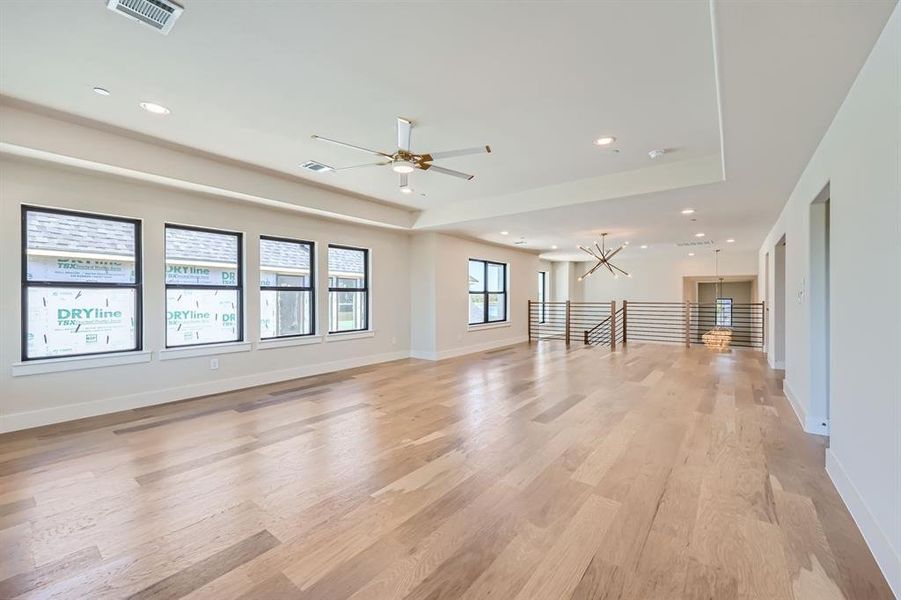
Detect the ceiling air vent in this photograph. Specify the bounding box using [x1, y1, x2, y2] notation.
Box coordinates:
[106, 0, 184, 35]
[300, 161, 334, 173]
[676, 240, 716, 247]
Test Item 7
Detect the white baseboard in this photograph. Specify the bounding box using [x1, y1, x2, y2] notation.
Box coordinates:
[0, 350, 409, 433]
[411, 336, 528, 362]
[826, 449, 901, 597]
[782, 380, 829, 436]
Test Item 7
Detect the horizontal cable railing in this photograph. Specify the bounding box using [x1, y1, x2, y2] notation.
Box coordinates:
[529, 300, 765, 351]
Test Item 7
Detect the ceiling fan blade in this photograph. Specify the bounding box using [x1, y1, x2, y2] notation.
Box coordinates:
[420, 146, 491, 161]
[311, 135, 392, 158]
[399, 172, 408, 188]
[420, 164, 475, 180]
[332, 161, 391, 171]
[397, 118, 412, 152]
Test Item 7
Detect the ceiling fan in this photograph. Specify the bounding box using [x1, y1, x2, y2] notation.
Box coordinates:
[311, 117, 491, 192]
[578, 233, 631, 280]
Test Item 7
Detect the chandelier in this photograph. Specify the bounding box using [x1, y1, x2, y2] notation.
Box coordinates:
[578, 233, 630, 281]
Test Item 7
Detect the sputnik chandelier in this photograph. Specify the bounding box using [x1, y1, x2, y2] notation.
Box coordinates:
[578, 233, 630, 281]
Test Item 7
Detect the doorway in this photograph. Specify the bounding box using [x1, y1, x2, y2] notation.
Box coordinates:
[809, 185, 831, 433]
[773, 236, 786, 369]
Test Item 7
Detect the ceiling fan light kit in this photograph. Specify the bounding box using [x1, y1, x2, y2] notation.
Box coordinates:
[310, 117, 491, 191]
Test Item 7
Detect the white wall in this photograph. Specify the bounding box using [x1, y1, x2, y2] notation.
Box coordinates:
[0, 157, 412, 431]
[576, 249, 758, 302]
[409, 232, 540, 360]
[758, 6, 900, 593]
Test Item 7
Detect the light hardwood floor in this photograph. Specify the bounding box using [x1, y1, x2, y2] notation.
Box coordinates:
[0, 342, 892, 599]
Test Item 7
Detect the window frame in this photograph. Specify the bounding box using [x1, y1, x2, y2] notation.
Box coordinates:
[716, 297, 733, 328]
[469, 258, 508, 326]
[259, 235, 316, 340]
[327, 244, 369, 334]
[21, 205, 143, 362]
[164, 223, 244, 349]
[537, 271, 547, 324]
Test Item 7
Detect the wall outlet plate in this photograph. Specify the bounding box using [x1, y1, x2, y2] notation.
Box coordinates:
[210, 358, 219, 370]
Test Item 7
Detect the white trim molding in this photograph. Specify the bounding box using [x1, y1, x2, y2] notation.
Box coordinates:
[256, 335, 323, 350]
[467, 321, 511, 332]
[783, 380, 829, 436]
[326, 330, 375, 342]
[11, 350, 152, 377]
[826, 450, 901, 597]
[158, 341, 252, 361]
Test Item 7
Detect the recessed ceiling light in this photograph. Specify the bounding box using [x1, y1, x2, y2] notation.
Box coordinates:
[623, 241, 630, 245]
[93, 86, 110, 96]
[400, 187, 413, 194]
[594, 136, 616, 146]
[500, 231, 509, 236]
[688, 252, 695, 257]
[726, 238, 735, 243]
[648, 149, 666, 159]
[695, 232, 706, 238]
[551, 245, 558, 250]
[640, 244, 648, 249]
[139, 101, 170, 115]
[681, 208, 695, 215]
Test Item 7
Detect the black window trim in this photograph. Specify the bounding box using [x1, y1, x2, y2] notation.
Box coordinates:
[164, 223, 244, 349]
[21, 204, 143, 362]
[259, 234, 316, 340]
[327, 244, 369, 334]
[469, 258, 508, 326]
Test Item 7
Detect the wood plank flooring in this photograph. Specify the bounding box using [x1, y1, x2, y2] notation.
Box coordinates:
[0, 342, 892, 599]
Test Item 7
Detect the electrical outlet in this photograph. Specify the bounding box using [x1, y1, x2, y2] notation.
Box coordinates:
[210, 358, 219, 370]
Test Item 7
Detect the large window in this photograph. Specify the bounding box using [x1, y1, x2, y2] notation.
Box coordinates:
[260, 236, 314, 339]
[328, 245, 368, 333]
[165, 225, 242, 347]
[537, 271, 547, 323]
[469, 259, 507, 325]
[22, 206, 141, 360]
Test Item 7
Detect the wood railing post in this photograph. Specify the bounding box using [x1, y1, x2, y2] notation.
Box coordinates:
[564, 301, 571, 346]
[528, 300, 533, 343]
[610, 300, 617, 350]
[622, 300, 628, 346]
[684, 301, 691, 348]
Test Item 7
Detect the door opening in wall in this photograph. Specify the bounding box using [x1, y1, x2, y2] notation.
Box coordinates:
[810, 185, 831, 434]
[773, 235, 787, 369]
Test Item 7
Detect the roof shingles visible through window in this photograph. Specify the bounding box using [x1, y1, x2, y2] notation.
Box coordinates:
[27, 212, 135, 257]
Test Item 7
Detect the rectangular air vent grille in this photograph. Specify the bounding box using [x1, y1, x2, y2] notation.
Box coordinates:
[106, 0, 183, 35]
[300, 161, 334, 173]
[675, 240, 715, 247]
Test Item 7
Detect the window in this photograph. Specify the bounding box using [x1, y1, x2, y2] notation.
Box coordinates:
[537, 271, 547, 323]
[716, 297, 733, 327]
[260, 236, 315, 339]
[328, 245, 368, 333]
[165, 225, 242, 347]
[469, 259, 507, 325]
[22, 206, 141, 360]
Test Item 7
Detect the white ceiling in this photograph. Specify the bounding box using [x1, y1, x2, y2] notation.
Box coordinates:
[0, 0, 896, 259]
